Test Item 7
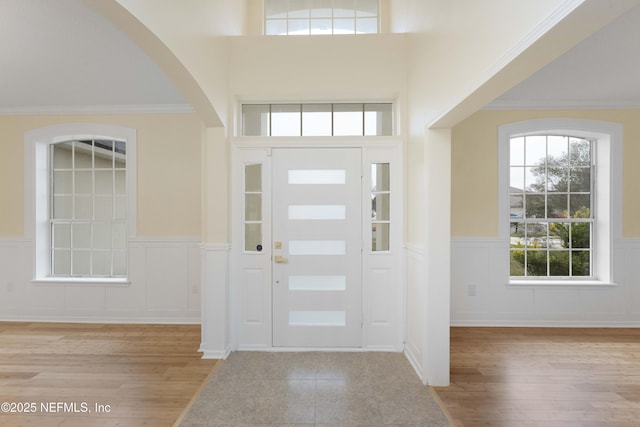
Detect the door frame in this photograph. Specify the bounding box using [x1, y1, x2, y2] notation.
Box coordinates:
[230, 137, 404, 351]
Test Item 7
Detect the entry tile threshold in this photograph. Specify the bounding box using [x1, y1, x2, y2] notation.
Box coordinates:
[179, 352, 451, 427]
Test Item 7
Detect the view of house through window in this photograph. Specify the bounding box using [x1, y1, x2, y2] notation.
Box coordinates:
[242, 103, 392, 136]
[265, 0, 379, 35]
[509, 135, 593, 278]
[371, 163, 390, 251]
[50, 139, 127, 277]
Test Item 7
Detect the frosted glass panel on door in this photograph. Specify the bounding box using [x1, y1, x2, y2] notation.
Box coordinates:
[245, 194, 262, 221]
[245, 164, 262, 192]
[245, 223, 262, 252]
[372, 194, 389, 221]
[289, 240, 346, 255]
[288, 169, 346, 185]
[372, 163, 390, 191]
[289, 275, 346, 291]
[289, 310, 346, 326]
[288, 205, 346, 220]
[372, 223, 390, 251]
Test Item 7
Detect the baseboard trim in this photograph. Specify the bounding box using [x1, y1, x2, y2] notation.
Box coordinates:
[200, 345, 232, 360]
[0, 315, 200, 324]
[404, 346, 426, 385]
[451, 320, 640, 328]
[233, 346, 402, 353]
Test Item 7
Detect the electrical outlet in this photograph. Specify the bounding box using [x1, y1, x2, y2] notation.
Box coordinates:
[467, 284, 476, 297]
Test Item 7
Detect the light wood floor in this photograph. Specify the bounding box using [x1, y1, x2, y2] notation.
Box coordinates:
[0, 322, 218, 427]
[4, 324, 640, 427]
[433, 327, 640, 427]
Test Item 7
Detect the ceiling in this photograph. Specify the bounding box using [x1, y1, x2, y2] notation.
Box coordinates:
[0, 0, 639, 114]
[0, 0, 189, 114]
[486, 3, 640, 109]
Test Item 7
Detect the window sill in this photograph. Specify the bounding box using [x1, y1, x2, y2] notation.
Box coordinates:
[508, 279, 617, 287]
[32, 278, 131, 287]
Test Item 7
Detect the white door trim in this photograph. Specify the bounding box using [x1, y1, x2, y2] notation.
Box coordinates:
[230, 137, 403, 351]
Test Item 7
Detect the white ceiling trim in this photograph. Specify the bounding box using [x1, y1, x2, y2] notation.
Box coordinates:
[0, 104, 195, 116]
[483, 100, 640, 110]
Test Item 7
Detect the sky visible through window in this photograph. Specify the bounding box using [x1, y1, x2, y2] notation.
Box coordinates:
[509, 135, 573, 192]
[265, 0, 379, 35]
[242, 103, 392, 136]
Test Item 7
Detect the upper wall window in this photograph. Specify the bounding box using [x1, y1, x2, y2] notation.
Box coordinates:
[265, 0, 379, 35]
[508, 135, 593, 278]
[50, 139, 127, 277]
[242, 103, 392, 136]
[498, 119, 622, 285]
[25, 123, 137, 284]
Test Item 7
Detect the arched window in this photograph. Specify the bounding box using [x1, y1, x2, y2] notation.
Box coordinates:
[498, 119, 622, 284]
[25, 123, 136, 283]
[264, 0, 379, 35]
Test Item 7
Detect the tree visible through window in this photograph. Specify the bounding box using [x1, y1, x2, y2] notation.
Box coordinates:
[509, 135, 593, 278]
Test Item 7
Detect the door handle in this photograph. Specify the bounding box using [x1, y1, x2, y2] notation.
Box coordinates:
[274, 255, 288, 264]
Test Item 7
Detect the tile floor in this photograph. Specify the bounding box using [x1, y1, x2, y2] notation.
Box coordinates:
[179, 351, 451, 427]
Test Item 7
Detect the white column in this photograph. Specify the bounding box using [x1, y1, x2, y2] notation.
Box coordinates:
[199, 126, 231, 358]
[423, 127, 451, 386]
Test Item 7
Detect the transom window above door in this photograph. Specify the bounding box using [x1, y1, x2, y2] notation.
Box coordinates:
[242, 103, 392, 136]
[265, 0, 379, 35]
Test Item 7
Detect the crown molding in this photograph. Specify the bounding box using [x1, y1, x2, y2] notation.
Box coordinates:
[483, 99, 640, 110]
[0, 104, 195, 116]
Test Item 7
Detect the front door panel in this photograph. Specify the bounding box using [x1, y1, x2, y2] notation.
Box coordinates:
[272, 148, 362, 347]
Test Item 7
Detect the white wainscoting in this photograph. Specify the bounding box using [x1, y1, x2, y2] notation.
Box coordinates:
[404, 243, 426, 383]
[0, 237, 201, 323]
[199, 243, 231, 359]
[451, 237, 640, 326]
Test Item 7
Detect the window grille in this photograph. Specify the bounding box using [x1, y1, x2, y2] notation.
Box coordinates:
[508, 135, 593, 278]
[242, 103, 392, 136]
[265, 0, 379, 35]
[50, 139, 127, 277]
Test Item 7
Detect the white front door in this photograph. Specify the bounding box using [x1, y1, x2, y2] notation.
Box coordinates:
[272, 148, 362, 347]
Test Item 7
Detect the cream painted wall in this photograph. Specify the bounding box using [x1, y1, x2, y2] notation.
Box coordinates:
[202, 126, 229, 244]
[452, 109, 640, 238]
[400, 0, 566, 130]
[404, 135, 424, 241]
[228, 34, 407, 110]
[0, 113, 202, 238]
